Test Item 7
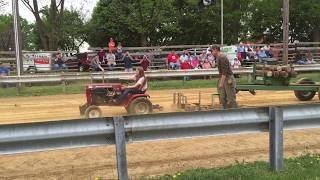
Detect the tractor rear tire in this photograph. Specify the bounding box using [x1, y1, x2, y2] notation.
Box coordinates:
[85, 105, 102, 118]
[127, 97, 153, 115]
[294, 78, 316, 101]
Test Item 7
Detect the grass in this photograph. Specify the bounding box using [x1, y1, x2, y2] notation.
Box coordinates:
[142, 154, 320, 180]
[0, 72, 319, 98]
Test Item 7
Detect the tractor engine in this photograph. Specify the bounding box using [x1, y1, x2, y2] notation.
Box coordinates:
[91, 88, 115, 105]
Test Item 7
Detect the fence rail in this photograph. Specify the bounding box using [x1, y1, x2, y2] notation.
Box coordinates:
[0, 104, 320, 179]
[1, 64, 319, 84]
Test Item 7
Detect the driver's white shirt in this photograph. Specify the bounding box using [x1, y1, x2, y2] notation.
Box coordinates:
[135, 76, 147, 91]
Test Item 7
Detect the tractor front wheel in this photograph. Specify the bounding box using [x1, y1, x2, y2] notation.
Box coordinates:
[127, 97, 153, 115]
[85, 105, 102, 118]
[294, 78, 316, 101]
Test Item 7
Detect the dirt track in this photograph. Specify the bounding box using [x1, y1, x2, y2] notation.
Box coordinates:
[0, 88, 320, 179]
[0, 88, 319, 125]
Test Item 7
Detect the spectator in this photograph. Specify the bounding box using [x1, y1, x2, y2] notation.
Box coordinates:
[91, 55, 104, 72]
[180, 60, 192, 70]
[166, 52, 180, 70]
[263, 45, 273, 58]
[122, 51, 135, 72]
[257, 48, 268, 63]
[190, 55, 200, 69]
[97, 47, 106, 63]
[116, 42, 123, 60]
[108, 38, 115, 53]
[237, 45, 246, 61]
[0, 62, 10, 76]
[247, 47, 255, 59]
[106, 52, 116, 70]
[198, 50, 207, 65]
[202, 59, 212, 69]
[232, 58, 241, 69]
[140, 55, 151, 71]
[207, 53, 216, 68]
[53, 52, 67, 71]
[306, 51, 315, 64]
[180, 50, 189, 63]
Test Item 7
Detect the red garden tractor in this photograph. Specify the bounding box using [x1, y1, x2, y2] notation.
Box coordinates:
[79, 83, 162, 118]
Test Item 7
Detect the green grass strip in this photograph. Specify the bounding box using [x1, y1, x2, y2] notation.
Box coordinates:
[142, 154, 320, 180]
[0, 72, 319, 98]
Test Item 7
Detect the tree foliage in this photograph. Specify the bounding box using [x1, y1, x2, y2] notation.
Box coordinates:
[87, 0, 320, 47]
[21, 0, 65, 50]
[0, 15, 34, 51]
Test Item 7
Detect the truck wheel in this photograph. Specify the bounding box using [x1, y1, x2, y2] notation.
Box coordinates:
[127, 97, 153, 115]
[85, 105, 102, 118]
[294, 78, 316, 101]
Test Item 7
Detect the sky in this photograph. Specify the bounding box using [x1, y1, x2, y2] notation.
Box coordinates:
[3, 0, 98, 22]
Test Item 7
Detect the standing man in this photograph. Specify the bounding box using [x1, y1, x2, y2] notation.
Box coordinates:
[210, 45, 238, 109]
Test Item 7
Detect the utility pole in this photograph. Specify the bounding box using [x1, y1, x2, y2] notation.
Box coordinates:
[283, 0, 289, 65]
[12, 0, 23, 76]
[221, 0, 224, 46]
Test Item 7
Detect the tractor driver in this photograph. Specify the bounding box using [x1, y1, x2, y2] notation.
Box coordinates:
[114, 67, 147, 103]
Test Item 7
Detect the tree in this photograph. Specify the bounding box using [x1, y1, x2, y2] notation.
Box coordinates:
[87, 0, 179, 47]
[21, 0, 65, 50]
[0, 15, 35, 51]
[31, 8, 86, 52]
[239, 0, 320, 43]
[59, 9, 87, 52]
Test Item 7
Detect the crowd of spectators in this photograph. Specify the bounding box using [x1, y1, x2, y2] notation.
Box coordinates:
[166, 50, 218, 70]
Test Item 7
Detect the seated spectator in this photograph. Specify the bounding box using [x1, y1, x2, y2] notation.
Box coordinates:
[190, 55, 200, 69]
[207, 53, 216, 67]
[198, 50, 207, 65]
[122, 51, 135, 72]
[202, 59, 212, 69]
[0, 62, 10, 76]
[106, 52, 116, 70]
[116, 42, 123, 60]
[247, 47, 255, 59]
[232, 58, 241, 69]
[91, 55, 105, 71]
[180, 50, 189, 63]
[294, 51, 305, 64]
[306, 51, 315, 64]
[53, 52, 67, 71]
[257, 48, 268, 63]
[97, 47, 106, 63]
[166, 52, 180, 70]
[140, 55, 151, 71]
[263, 45, 273, 58]
[237, 45, 245, 61]
[180, 61, 192, 70]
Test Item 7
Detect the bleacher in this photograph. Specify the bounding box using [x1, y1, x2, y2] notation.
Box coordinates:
[1, 43, 320, 74]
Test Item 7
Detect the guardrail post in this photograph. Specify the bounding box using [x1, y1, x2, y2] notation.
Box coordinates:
[113, 116, 129, 180]
[269, 106, 284, 171]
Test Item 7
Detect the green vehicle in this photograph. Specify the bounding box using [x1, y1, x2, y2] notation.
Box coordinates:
[236, 62, 320, 101]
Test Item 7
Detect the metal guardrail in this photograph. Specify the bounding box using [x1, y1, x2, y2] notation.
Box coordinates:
[0, 64, 319, 84]
[0, 104, 320, 179]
